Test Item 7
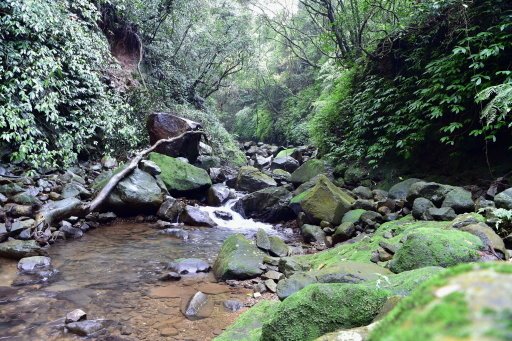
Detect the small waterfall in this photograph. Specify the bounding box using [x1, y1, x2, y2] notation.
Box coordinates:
[201, 196, 276, 234]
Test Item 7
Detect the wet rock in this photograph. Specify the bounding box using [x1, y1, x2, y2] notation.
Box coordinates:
[223, 300, 244, 312]
[17, 256, 52, 273]
[406, 181, 453, 206]
[140, 159, 161, 176]
[290, 175, 355, 225]
[236, 187, 294, 223]
[268, 236, 290, 257]
[157, 197, 186, 222]
[265, 279, 277, 293]
[207, 184, 230, 206]
[65, 309, 87, 323]
[12, 191, 42, 206]
[160, 228, 189, 240]
[159, 272, 182, 281]
[59, 223, 84, 239]
[271, 157, 300, 173]
[0, 240, 47, 260]
[236, 166, 277, 193]
[149, 153, 212, 196]
[98, 212, 117, 223]
[167, 258, 210, 274]
[332, 222, 356, 245]
[9, 218, 35, 234]
[180, 205, 216, 227]
[213, 234, 265, 280]
[196, 155, 221, 170]
[183, 291, 213, 319]
[214, 211, 233, 221]
[147, 112, 203, 161]
[256, 228, 271, 250]
[66, 319, 110, 336]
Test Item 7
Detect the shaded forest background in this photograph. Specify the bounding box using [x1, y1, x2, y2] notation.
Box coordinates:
[1, 0, 511, 178]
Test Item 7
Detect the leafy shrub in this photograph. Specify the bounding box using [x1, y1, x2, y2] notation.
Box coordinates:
[0, 0, 140, 169]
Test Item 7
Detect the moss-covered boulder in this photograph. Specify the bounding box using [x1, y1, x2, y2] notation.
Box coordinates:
[261, 283, 390, 341]
[236, 166, 277, 193]
[290, 175, 355, 225]
[389, 228, 484, 273]
[388, 178, 422, 200]
[214, 300, 280, 341]
[149, 152, 211, 196]
[290, 160, 332, 185]
[342, 209, 367, 223]
[276, 148, 300, 159]
[213, 234, 265, 280]
[368, 263, 512, 341]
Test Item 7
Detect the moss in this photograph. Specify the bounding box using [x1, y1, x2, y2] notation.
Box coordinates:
[213, 300, 280, 341]
[148, 152, 211, 193]
[290, 159, 331, 184]
[341, 209, 367, 223]
[368, 263, 512, 341]
[276, 148, 297, 159]
[261, 283, 390, 341]
[389, 228, 484, 273]
[92, 163, 126, 191]
[213, 234, 265, 280]
[283, 216, 450, 268]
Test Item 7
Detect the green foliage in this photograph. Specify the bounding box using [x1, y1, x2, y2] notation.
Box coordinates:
[0, 0, 139, 169]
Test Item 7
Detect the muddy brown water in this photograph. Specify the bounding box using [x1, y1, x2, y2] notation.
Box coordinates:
[0, 223, 259, 340]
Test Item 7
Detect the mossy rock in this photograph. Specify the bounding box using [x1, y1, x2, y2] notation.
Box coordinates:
[290, 175, 355, 225]
[290, 160, 332, 185]
[148, 152, 211, 196]
[276, 148, 299, 159]
[389, 227, 485, 273]
[342, 209, 367, 223]
[368, 263, 512, 341]
[214, 300, 280, 341]
[236, 166, 277, 193]
[282, 216, 450, 269]
[344, 165, 368, 185]
[213, 234, 265, 280]
[261, 283, 390, 341]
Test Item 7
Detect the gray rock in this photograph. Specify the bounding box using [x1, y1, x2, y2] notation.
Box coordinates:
[160, 228, 189, 240]
[271, 157, 300, 173]
[214, 211, 233, 220]
[236, 187, 294, 223]
[301, 224, 326, 244]
[332, 222, 356, 245]
[236, 166, 277, 193]
[427, 207, 457, 221]
[167, 258, 210, 274]
[139, 160, 161, 176]
[159, 272, 182, 281]
[97, 212, 117, 223]
[59, 224, 84, 239]
[0, 240, 47, 260]
[388, 178, 422, 200]
[412, 197, 435, 220]
[494, 188, 512, 209]
[276, 272, 317, 300]
[352, 186, 373, 200]
[223, 300, 244, 312]
[441, 187, 475, 213]
[17, 256, 52, 273]
[66, 320, 109, 336]
[183, 291, 213, 319]
[157, 197, 185, 222]
[268, 236, 289, 257]
[61, 182, 91, 199]
[213, 234, 265, 280]
[265, 279, 277, 293]
[9, 219, 35, 234]
[407, 182, 453, 205]
[207, 184, 230, 206]
[180, 206, 216, 227]
[38, 198, 83, 226]
[262, 270, 284, 281]
[256, 228, 271, 251]
[65, 309, 87, 323]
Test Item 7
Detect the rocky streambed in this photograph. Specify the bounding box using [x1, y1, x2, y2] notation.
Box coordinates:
[3, 113, 512, 340]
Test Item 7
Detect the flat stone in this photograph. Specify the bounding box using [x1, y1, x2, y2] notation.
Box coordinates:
[65, 309, 87, 323]
[0, 240, 47, 260]
[265, 279, 277, 293]
[17, 256, 52, 273]
[66, 320, 109, 336]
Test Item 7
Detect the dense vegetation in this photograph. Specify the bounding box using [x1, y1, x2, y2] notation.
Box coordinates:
[1, 0, 511, 175]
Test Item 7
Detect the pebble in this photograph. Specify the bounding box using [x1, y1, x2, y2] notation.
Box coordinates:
[65, 309, 87, 323]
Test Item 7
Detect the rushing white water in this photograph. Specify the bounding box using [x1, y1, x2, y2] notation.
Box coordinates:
[201, 196, 277, 234]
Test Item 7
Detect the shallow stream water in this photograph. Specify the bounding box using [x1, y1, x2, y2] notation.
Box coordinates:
[0, 214, 277, 340]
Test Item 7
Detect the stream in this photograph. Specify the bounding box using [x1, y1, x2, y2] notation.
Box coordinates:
[0, 201, 284, 340]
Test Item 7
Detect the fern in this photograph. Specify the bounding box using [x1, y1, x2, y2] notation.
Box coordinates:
[476, 81, 512, 125]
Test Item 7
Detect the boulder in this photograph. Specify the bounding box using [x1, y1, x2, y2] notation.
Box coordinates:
[271, 157, 300, 173]
[268, 236, 290, 257]
[149, 152, 212, 196]
[157, 197, 186, 222]
[426, 207, 457, 221]
[406, 182, 453, 206]
[261, 283, 389, 341]
[332, 222, 356, 244]
[147, 112, 202, 162]
[207, 184, 230, 206]
[342, 209, 367, 224]
[290, 159, 332, 185]
[195, 155, 221, 170]
[388, 178, 422, 200]
[458, 223, 508, 260]
[352, 186, 373, 200]
[271, 169, 292, 183]
[17, 256, 52, 273]
[412, 198, 435, 220]
[367, 263, 512, 341]
[236, 166, 277, 193]
[61, 182, 91, 199]
[494, 188, 512, 209]
[0, 240, 47, 260]
[182, 291, 213, 320]
[276, 272, 318, 300]
[168, 258, 210, 274]
[66, 320, 110, 337]
[290, 175, 355, 225]
[180, 206, 216, 227]
[65, 309, 87, 324]
[275, 148, 301, 160]
[213, 234, 265, 280]
[301, 224, 326, 244]
[441, 187, 475, 213]
[236, 187, 294, 223]
[104, 168, 164, 214]
[389, 227, 484, 273]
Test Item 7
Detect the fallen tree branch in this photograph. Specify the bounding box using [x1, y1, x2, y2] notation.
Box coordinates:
[85, 130, 205, 213]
